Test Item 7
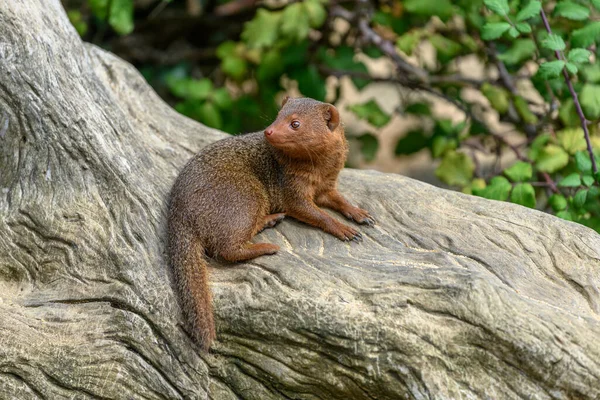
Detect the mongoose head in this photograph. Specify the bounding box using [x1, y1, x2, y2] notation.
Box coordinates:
[264, 97, 344, 160]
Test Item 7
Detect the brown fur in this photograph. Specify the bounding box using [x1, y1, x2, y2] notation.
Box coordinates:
[167, 97, 375, 350]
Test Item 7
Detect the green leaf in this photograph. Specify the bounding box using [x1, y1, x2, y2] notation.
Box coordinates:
[357, 133, 379, 162]
[554, 1, 590, 21]
[593, 0, 600, 10]
[303, 0, 327, 28]
[281, 3, 311, 42]
[462, 178, 487, 195]
[567, 48, 592, 65]
[556, 210, 574, 221]
[565, 62, 578, 75]
[541, 34, 566, 51]
[68, 10, 88, 36]
[559, 99, 579, 127]
[537, 60, 565, 79]
[481, 22, 511, 40]
[516, 0, 541, 21]
[405, 102, 431, 116]
[396, 30, 423, 55]
[198, 102, 223, 130]
[498, 39, 536, 65]
[430, 35, 462, 60]
[289, 65, 327, 101]
[473, 176, 512, 201]
[581, 217, 600, 233]
[216, 41, 237, 59]
[282, 41, 309, 68]
[325, 46, 370, 90]
[221, 56, 248, 80]
[431, 136, 457, 158]
[395, 131, 429, 155]
[573, 189, 589, 209]
[516, 22, 532, 33]
[511, 183, 536, 208]
[348, 100, 391, 128]
[484, 0, 510, 15]
[186, 79, 213, 100]
[404, 0, 454, 19]
[508, 26, 519, 38]
[558, 173, 582, 187]
[461, 35, 479, 52]
[372, 10, 411, 34]
[481, 83, 509, 113]
[549, 194, 568, 211]
[575, 151, 593, 173]
[580, 84, 600, 120]
[242, 9, 281, 48]
[469, 120, 489, 135]
[583, 175, 595, 187]
[536, 144, 570, 173]
[108, 0, 134, 35]
[168, 78, 192, 98]
[514, 95, 538, 124]
[572, 21, 600, 48]
[557, 128, 586, 155]
[363, 47, 384, 59]
[89, 0, 109, 19]
[212, 88, 233, 110]
[529, 133, 551, 161]
[504, 161, 532, 182]
[257, 50, 284, 81]
[436, 119, 455, 135]
[435, 151, 475, 187]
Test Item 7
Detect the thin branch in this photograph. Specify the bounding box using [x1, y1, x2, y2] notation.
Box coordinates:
[539, 7, 598, 175]
[331, 5, 428, 82]
[487, 42, 517, 95]
[541, 172, 559, 193]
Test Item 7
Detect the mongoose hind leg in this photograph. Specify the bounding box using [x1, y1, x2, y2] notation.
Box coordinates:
[220, 242, 280, 262]
[257, 213, 286, 233]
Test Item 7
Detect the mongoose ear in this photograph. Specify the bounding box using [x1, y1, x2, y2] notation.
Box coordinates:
[323, 104, 340, 132]
[281, 96, 290, 108]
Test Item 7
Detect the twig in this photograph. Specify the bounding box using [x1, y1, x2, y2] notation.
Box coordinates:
[331, 5, 428, 82]
[539, 7, 598, 174]
[541, 172, 559, 193]
[149, 0, 170, 19]
[487, 43, 517, 95]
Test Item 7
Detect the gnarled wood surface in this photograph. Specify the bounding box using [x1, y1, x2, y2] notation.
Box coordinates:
[1, 1, 599, 398]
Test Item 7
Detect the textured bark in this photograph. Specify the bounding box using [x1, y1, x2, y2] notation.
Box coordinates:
[1, 1, 600, 399]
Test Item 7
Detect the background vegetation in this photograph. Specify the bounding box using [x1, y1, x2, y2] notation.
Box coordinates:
[63, 0, 600, 233]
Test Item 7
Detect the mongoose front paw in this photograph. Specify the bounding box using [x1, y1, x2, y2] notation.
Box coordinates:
[333, 223, 363, 242]
[343, 207, 376, 226]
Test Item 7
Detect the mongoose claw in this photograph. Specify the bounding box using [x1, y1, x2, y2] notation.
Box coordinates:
[351, 232, 363, 243]
[345, 207, 376, 226]
[363, 216, 376, 226]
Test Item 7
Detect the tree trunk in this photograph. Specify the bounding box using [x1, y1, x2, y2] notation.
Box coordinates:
[1, 1, 599, 399]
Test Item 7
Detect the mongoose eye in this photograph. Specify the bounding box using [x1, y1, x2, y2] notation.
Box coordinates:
[290, 121, 301, 129]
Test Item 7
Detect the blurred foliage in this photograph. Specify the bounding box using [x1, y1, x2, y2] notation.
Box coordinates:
[64, 0, 600, 233]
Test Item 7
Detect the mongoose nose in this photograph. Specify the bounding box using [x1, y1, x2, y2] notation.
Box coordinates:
[265, 128, 274, 136]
